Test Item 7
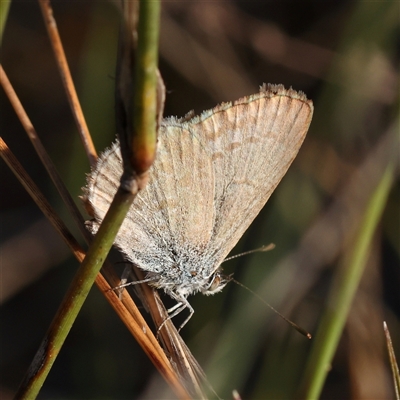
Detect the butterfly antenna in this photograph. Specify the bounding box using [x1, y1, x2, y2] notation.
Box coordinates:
[230, 277, 312, 339]
[223, 243, 276, 263]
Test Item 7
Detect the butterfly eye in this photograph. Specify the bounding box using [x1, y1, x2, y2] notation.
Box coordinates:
[206, 271, 230, 294]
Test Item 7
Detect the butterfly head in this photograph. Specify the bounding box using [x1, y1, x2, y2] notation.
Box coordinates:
[203, 270, 232, 295]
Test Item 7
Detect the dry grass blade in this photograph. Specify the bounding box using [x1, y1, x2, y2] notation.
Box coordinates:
[384, 322, 400, 399]
[141, 281, 212, 398]
[0, 65, 89, 241]
[38, 0, 97, 166]
[94, 276, 189, 400]
[0, 137, 85, 262]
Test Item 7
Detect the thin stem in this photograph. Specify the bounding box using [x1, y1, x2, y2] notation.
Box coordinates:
[383, 322, 400, 399]
[131, 0, 160, 173]
[0, 0, 11, 43]
[298, 160, 396, 400]
[0, 137, 85, 261]
[0, 65, 89, 241]
[38, 0, 98, 166]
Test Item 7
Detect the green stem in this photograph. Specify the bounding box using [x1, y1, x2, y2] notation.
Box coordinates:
[16, 1, 161, 398]
[0, 0, 11, 44]
[298, 161, 395, 400]
[132, 0, 160, 173]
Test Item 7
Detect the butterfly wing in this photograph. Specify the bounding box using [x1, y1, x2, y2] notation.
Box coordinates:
[84, 127, 216, 276]
[189, 84, 313, 264]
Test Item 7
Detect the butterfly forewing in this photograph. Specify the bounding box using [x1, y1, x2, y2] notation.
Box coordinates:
[190, 85, 313, 265]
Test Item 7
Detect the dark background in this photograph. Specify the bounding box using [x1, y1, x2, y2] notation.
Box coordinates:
[1, 1, 399, 398]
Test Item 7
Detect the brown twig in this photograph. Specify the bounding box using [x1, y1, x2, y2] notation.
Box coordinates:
[0, 64, 89, 241]
[38, 0, 97, 166]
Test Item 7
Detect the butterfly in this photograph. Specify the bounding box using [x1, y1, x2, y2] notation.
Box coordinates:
[83, 83, 313, 329]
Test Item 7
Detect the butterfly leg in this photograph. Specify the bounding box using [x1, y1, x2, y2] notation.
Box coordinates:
[177, 302, 194, 331]
[157, 303, 185, 332]
[111, 276, 154, 292]
[116, 264, 134, 299]
[167, 295, 194, 331]
[167, 301, 183, 314]
[157, 294, 194, 332]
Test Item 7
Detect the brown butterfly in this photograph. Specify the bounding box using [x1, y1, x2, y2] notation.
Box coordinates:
[83, 84, 313, 329]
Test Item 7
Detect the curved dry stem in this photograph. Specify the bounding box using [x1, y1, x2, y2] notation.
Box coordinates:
[0, 65, 89, 241]
[38, 0, 98, 166]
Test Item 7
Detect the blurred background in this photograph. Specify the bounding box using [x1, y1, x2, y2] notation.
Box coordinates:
[1, 1, 399, 398]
